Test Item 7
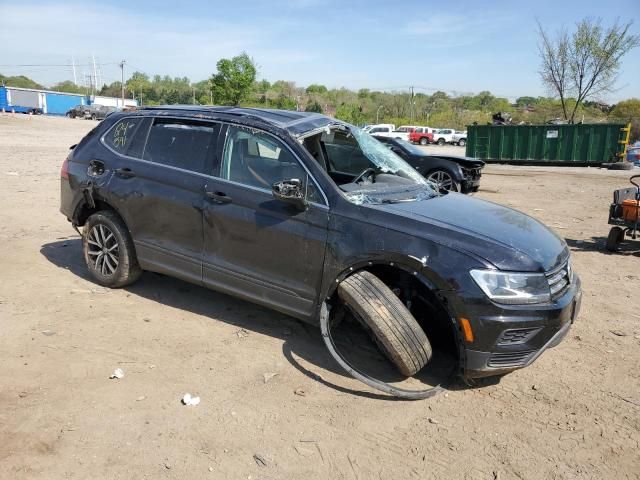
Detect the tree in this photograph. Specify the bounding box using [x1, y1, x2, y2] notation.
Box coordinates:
[0, 74, 44, 89]
[306, 84, 327, 94]
[50, 81, 85, 94]
[210, 52, 257, 106]
[305, 101, 323, 113]
[537, 18, 640, 122]
[126, 72, 150, 105]
[611, 98, 640, 142]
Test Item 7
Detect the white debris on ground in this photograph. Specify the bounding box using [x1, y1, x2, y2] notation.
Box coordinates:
[109, 368, 124, 379]
[182, 393, 200, 406]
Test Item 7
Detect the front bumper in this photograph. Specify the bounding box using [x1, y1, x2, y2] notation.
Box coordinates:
[463, 276, 582, 378]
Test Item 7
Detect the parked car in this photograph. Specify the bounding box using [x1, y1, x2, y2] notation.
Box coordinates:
[365, 124, 414, 141]
[85, 104, 116, 120]
[60, 107, 581, 384]
[409, 127, 434, 145]
[626, 144, 640, 166]
[432, 128, 456, 145]
[374, 136, 484, 193]
[66, 104, 90, 119]
[452, 131, 467, 146]
[363, 123, 395, 133]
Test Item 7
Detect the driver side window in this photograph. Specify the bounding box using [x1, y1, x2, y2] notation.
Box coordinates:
[220, 126, 323, 203]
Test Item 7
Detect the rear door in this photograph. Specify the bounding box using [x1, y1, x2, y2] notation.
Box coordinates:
[201, 124, 329, 320]
[102, 116, 219, 283]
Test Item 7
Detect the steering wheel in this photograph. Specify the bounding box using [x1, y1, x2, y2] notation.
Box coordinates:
[352, 167, 377, 184]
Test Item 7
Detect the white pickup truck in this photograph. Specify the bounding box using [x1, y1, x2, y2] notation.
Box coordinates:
[366, 124, 417, 142]
[432, 128, 456, 145]
[432, 128, 467, 146]
[452, 131, 467, 146]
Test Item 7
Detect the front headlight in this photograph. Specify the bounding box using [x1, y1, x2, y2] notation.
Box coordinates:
[470, 270, 551, 305]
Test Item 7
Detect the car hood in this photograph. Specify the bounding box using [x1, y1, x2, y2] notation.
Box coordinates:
[429, 155, 485, 168]
[372, 193, 568, 272]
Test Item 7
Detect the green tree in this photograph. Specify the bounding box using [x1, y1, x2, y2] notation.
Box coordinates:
[335, 103, 364, 125]
[210, 52, 257, 106]
[126, 72, 151, 104]
[306, 84, 327, 94]
[50, 81, 85, 94]
[0, 74, 44, 89]
[611, 98, 640, 141]
[305, 100, 323, 113]
[537, 18, 640, 122]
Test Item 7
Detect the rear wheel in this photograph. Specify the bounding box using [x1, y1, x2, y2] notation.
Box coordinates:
[605, 226, 624, 252]
[458, 138, 466, 147]
[337, 271, 432, 376]
[437, 138, 445, 145]
[427, 169, 459, 193]
[419, 137, 429, 146]
[83, 211, 142, 287]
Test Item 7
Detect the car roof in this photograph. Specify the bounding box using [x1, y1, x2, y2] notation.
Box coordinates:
[137, 105, 336, 137]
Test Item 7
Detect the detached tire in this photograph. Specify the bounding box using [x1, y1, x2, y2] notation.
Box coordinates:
[338, 271, 432, 376]
[83, 210, 142, 288]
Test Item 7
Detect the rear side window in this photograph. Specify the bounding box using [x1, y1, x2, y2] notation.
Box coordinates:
[142, 119, 218, 174]
[103, 117, 146, 156]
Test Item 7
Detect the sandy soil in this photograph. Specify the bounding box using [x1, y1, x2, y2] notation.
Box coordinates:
[0, 114, 639, 480]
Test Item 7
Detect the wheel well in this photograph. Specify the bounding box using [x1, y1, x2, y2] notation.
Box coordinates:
[331, 265, 460, 364]
[74, 199, 118, 227]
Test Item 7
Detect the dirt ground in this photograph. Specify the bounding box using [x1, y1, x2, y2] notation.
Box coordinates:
[1, 114, 639, 480]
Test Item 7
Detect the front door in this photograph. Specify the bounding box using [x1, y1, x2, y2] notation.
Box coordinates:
[202, 125, 329, 320]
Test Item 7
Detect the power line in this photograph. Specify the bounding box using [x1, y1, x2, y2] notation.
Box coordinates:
[0, 63, 119, 68]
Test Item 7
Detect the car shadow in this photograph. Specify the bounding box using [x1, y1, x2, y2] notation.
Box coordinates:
[41, 238, 464, 400]
[565, 236, 640, 255]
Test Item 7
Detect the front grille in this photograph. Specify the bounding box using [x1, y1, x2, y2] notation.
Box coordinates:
[488, 350, 535, 368]
[462, 167, 482, 180]
[546, 260, 571, 299]
[498, 327, 541, 345]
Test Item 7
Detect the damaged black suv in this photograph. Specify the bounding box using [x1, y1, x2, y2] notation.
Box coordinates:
[60, 107, 581, 389]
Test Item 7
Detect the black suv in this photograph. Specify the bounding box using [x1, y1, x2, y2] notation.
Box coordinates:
[60, 107, 581, 383]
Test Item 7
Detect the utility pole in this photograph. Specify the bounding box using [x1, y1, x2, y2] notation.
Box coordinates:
[193, 87, 196, 105]
[71, 56, 77, 86]
[410, 86, 415, 123]
[92, 54, 98, 93]
[376, 105, 383, 124]
[120, 60, 126, 108]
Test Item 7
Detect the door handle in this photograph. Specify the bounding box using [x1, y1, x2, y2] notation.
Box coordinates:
[115, 167, 136, 179]
[205, 191, 232, 204]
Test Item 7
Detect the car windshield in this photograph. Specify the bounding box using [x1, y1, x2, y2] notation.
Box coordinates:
[304, 125, 437, 205]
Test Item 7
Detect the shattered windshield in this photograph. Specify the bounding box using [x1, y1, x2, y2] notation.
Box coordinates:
[312, 125, 436, 205]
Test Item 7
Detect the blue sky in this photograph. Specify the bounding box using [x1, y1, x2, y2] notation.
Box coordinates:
[1, 0, 639, 101]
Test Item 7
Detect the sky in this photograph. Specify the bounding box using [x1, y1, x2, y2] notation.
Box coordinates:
[1, 0, 639, 102]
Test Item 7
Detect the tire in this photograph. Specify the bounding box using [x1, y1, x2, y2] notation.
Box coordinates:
[458, 139, 466, 147]
[608, 162, 633, 170]
[337, 271, 432, 376]
[427, 169, 459, 193]
[91, 114, 97, 120]
[419, 137, 428, 146]
[83, 210, 142, 288]
[437, 138, 445, 145]
[605, 226, 624, 252]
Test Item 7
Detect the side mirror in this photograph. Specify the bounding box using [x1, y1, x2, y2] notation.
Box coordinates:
[272, 179, 307, 211]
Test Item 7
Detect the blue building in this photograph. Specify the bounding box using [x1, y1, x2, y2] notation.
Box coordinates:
[0, 86, 138, 115]
[0, 86, 87, 115]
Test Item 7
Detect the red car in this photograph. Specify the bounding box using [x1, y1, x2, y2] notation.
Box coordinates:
[409, 127, 434, 145]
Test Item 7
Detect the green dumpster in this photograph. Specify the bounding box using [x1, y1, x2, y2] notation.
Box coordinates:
[465, 123, 627, 165]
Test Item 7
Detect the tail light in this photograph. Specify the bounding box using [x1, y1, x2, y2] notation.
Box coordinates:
[61, 156, 69, 179]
